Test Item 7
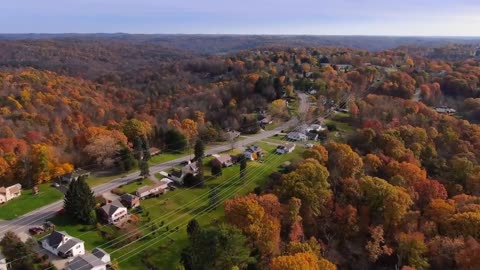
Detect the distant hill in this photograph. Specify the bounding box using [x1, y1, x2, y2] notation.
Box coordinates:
[1, 34, 480, 54]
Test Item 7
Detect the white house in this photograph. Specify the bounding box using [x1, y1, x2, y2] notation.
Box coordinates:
[136, 182, 168, 199]
[66, 248, 111, 270]
[41, 231, 85, 258]
[276, 143, 296, 154]
[0, 183, 21, 204]
[307, 124, 326, 132]
[287, 132, 307, 141]
[0, 252, 7, 270]
[100, 200, 128, 224]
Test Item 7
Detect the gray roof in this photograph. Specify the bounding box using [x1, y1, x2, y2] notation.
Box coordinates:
[46, 231, 69, 248]
[57, 238, 83, 254]
[120, 193, 138, 202]
[92, 248, 108, 260]
[101, 200, 125, 216]
[67, 254, 105, 270]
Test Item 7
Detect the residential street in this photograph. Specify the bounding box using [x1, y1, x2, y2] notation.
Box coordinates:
[0, 93, 309, 240]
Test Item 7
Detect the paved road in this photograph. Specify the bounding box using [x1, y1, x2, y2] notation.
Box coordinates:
[0, 93, 309, 240]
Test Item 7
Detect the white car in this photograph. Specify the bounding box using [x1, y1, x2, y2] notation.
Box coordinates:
[305, 143, 314, 148]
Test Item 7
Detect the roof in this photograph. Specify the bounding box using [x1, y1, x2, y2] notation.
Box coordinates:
[57, 238, 83, 254]
[101, 200, 126, 216]
[288, 131, 306, 137]
[92, 248, 108, 259]
[285, 143, 296, 149]
[0, 184, 21, 194]
[120, 193, 139, 202]
[8, 184, 21, 194]
[149, 147, 161, 154]
[45, 231, 69, 248]
[137, 182, 168, 195]
[214, 155, 232, 163]
[67, 254, 105, 270]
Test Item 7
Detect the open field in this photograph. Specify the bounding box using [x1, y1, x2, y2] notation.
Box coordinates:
[0, 183, 63, 220]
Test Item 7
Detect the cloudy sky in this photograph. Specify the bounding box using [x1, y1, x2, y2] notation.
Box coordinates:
[3, 0, 480, 36]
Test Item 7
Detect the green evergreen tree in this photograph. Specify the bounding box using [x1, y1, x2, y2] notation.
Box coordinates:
[117, 143, 136, 172]
[181, 225, 254, 270]
[139, 160, 150, 177]
[194, 140, 205, 161]
[64, 176, 96, 224]
[208, 188, 219, 210]
[211, 160, 222, 177]
[165, 129, 187, 152]
[240, 156, 247, 179]
[142, 139, 151, 161]
[133, 136, 143, 160]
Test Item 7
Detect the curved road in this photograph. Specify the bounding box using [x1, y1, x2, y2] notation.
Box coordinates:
[0, 93, 309, 240]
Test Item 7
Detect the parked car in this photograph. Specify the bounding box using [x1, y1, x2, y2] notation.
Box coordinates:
[29, 227, 44, 235]
[51, 183, 60, 188]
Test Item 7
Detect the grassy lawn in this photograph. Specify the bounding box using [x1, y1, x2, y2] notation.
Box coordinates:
[148, 151, 189, 166]
[0, 183, 63, 220]
[45, 142, 303, 269]
[118, 178, 155, 194]
[87, 169, 136, 187]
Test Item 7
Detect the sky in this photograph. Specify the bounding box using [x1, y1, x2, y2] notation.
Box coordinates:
[2, 0, 480, 36]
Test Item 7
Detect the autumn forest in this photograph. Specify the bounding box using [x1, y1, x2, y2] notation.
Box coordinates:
[1, 36, 480, 270]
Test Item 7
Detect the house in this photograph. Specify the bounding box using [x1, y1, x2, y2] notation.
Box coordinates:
[60, 169, 90, 184]
[306, 131, 319, 141]
[120, 193, 140, 209]
[276, 143, 296, 154]
[258, 115, 273, 126]
[66, 248, 110, 270]
[435, 106, 456, 114]
[181, 161, 199, 178]
[136, 182, 168, 199]
[149, 147, 161, 156]
[212, 154, 233, 167]
[0, 252, 7, 270]
[92, 248, 111, 265]
[307, 124, 326, 132]
[66, 254, 106, 270]
[335, 64, 353, 72]
[41, 231, 85, 258]
[244, 145, 264, 161]
[100, 200, 128, 224]
[0, 183, 21, 204]
[287, 132, 307, 141]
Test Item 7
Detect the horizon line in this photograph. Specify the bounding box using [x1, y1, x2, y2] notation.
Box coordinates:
[1, 33, 480, 38]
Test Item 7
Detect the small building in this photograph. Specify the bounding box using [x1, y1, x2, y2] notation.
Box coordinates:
[287, 132, 307, 141]
[149, 147, 161, 156]
[212, 154, 233, 167]
[0, 183, 21, 204]
[66, 248, 110, 270]
[244, 145, 264, 161]
[258, 116, 273, 126]
[0, 252, 7, 270]
[181, 162, 199, 178]
[306, 131, 319, 141]
[136, 182, 168, 199]
[100, 200, 128, 224]
[120, 193, 140, 209]
[41, 231, 85, 258]
[60, 169, 90, 184]
[435, 107, 456, 114]
[307, 124, 326, 132]
[92, 248, 111, 265]
[276, 143, 296, 154]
